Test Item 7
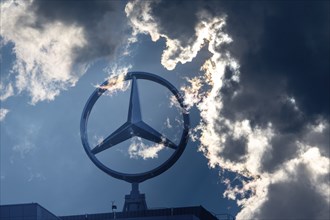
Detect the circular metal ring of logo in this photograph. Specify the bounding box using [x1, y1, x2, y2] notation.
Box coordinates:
[80, 72, 190, 183]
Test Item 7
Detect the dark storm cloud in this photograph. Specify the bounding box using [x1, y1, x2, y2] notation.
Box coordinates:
[262, 122, 330, 173]
[256, 164, 330, 219]
[261, 133, 299, 173]
[30, 0, 127, 63]
[150, 0, 203, 45]
[221, 136, 248, 162]
[149, 0, 329, 150]
[220, 1, 330, 121]
[149, 0, 330, 121]
[142, 1, 330, 218]
[218, 1, 330, 179]
[303, 123, 330, 157]
[31, 0, 113, 26]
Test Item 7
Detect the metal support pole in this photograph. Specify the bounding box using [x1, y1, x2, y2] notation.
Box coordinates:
[123, 183, 147, 212]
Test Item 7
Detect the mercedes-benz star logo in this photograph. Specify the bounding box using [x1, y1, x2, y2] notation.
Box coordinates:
[80, 72, 190, 183]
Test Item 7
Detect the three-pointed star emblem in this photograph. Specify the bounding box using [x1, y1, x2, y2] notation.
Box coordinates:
[91, 76, 177, 155]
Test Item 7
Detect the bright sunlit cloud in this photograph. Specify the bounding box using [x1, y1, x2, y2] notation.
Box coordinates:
[0, 108, 10, 121]
[1, 0, 131, 105]
[128, 137, 165, 160]
[1, 0, 88, 104]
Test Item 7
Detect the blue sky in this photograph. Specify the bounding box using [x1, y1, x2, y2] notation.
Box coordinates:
[1, 1, 329, 219]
